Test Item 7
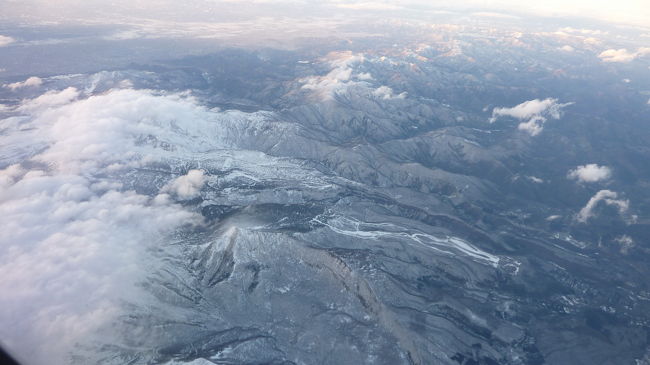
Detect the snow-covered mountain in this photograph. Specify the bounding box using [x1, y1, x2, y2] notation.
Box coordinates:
[1, 10, 650, 365]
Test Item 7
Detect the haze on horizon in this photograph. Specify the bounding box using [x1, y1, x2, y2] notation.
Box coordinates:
[0, 0, 649, 28]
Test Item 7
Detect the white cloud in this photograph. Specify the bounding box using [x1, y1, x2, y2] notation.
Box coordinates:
[300, 52, 407, 102]
[356, 72, 373, 80]
[334, 1, 402, 10]
[470, 11, 520, 19]
[162, 169, 206, 199]
[558, 27, 607, 35]
[568, 164, 612, 183]
[614, 235, 634, 254]
[17, 87, 80, 112]
[598, 47, 650, 62]
[517, 115, 546, 136]
[577, 189, 629, 222]
[559, 45, 574, 52]
[528, 176, 544, 183]
[0, 166, 201, 364]
[301, 51, 365, 100]
[546, 215, 562, 221]
[103, 29, 144, 40]
[491, 98, 559, 120]
[582, 37, 601, 46]
[372, 85, 406, 100]
[0, 35, 14, 47]
[489, 98, 573, 136]
[4, 76, 43, 90]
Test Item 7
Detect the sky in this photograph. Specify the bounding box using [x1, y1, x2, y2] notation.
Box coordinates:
[473, 0, 650, 26]
[0, 0, 649, 27]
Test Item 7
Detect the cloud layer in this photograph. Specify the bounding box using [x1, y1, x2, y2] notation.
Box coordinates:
[0, 87, 248, 364]
[2, 0, 649, 27]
